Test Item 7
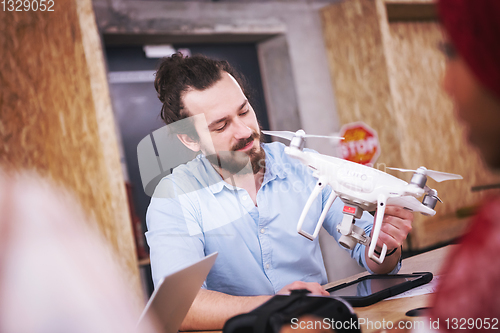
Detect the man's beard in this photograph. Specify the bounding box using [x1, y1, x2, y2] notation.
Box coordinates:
[205, 131, 266, 176]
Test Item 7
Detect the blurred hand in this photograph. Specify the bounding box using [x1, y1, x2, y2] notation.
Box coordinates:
[277, 281, 329, 296]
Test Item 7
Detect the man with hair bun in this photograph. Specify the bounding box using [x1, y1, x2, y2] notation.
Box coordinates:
[147, 53, 414, 330]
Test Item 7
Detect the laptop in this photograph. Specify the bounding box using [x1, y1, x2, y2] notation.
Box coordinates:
[137, 252, 218, 333]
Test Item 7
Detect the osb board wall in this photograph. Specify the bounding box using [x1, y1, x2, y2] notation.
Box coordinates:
[0, 0, 140, 293]
[320, 0, 404, 169]
[321, 0, 500, 250]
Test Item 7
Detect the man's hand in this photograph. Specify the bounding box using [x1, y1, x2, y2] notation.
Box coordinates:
[365, 205, 414, 274]
[277, 281, 329, 296]
[375, 205, 413, 251]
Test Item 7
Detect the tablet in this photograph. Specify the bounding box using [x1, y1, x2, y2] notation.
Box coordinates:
[326, 272, 433, 307]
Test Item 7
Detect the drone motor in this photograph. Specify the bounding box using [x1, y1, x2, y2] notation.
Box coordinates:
[409, 167, 428, 189]
[290, 130, 306, 151]
[422, 188, 442, 210]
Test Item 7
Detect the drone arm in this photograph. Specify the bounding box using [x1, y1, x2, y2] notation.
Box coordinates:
[368, 194, 388, 264]
[297, 178, 331, 241]
[314, 190, 338, 237]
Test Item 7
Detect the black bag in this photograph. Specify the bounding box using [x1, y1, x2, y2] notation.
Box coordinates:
[223, 289, 361, 333]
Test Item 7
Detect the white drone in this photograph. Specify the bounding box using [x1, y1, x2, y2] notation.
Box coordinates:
[262, 129, 463, 264]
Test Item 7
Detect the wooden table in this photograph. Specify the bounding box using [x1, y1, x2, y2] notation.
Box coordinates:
[323, 245, 455, 332]
[195, 245, 455, 333]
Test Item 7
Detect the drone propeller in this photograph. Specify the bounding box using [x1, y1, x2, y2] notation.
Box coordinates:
[387, 166, 463, 183]
[262, 130, 344, 141]
[261, 130, 297, 141]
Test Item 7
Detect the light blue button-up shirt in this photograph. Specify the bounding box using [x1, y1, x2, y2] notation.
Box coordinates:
[146, 142, 398, 296]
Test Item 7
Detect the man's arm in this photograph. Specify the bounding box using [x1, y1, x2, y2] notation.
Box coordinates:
[181, 289, 270, 331]
[364, 205, 413, 274]
[181, 282, 330, 331]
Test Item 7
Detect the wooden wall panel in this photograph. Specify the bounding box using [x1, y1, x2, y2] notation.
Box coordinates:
[321, 0, 500, 250]
[321, 0, 403, 169]
[0, 0, 140, 294]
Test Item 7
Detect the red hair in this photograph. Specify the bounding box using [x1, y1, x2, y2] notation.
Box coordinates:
[438, 0, 500, 99]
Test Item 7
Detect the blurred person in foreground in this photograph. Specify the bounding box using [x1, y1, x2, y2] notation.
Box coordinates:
[374, 1, 500, 332]
[0, 170, 157, 333]
[427, 0, 500, 329]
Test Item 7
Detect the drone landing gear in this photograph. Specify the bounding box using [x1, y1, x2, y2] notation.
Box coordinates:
[297, 178, 337, 241]
[336, 198, 390, 265]
[368, 194, 388, 264]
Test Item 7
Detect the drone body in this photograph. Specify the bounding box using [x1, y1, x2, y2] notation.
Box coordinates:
[263, 130, 462, 264]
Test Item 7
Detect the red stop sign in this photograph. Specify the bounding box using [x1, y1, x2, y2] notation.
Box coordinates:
[339, 122, 380, 165]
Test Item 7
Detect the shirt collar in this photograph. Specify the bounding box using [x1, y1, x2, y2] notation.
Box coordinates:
[198, 143, 288, 194]
[262, 143, 287, 185]
[198, 155, 239, 194]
